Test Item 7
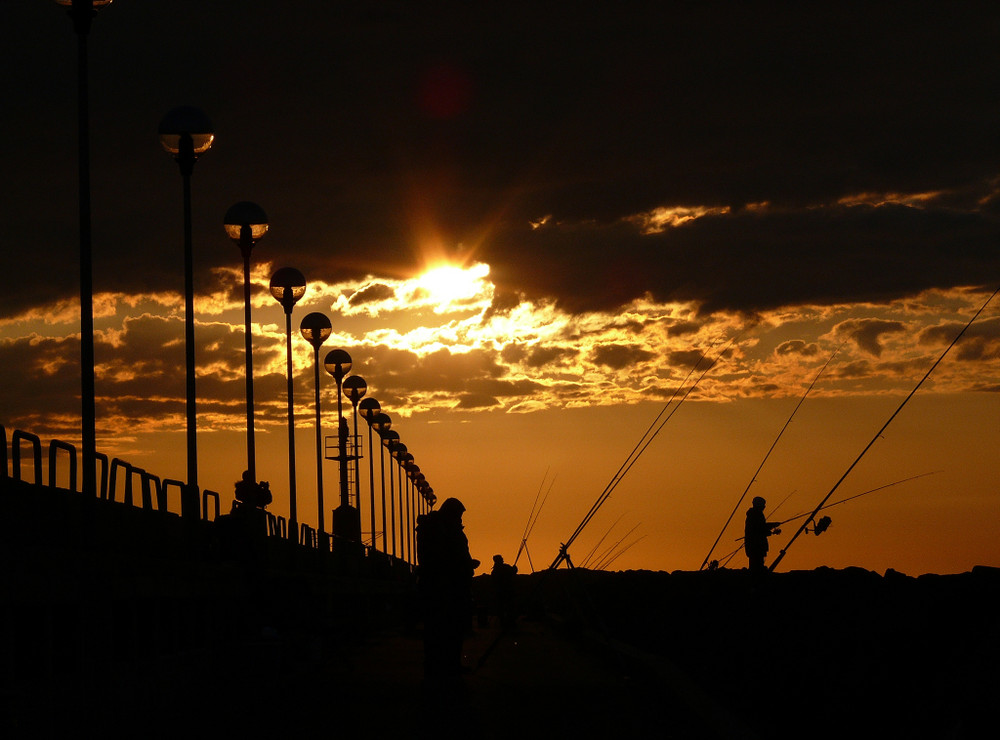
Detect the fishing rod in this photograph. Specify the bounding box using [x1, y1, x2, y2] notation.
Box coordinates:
[580, 513, 627, 568]
[585, 520, 639, 569]
[551, 342, 712, 569]
[514, 469, 555, 568]
[598, 533, 648, 570]
[550, 334, 741, 570]
[730, 472, 939, 545]
[699, 343, 843, 571]
[711, 475, 930, 569]
[774, 471, 940, 528]
[766, 489, 797, 521]
[769, 288, 999, 572]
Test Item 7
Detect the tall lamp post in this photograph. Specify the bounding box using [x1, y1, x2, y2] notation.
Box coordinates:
[399, 453, 415, 563]
[159, 106, 215, 500]
[56, 0, 114, 496]
[270, 267, 307, 540]
[324, 349, 359, 541]
[342, 375, 367, 543]
[390, 441, 408, 559]
[382, 431, 400, 557]
[371, 413, 392, 552]
[358, 397, 381, 551]
[300, 312, 332, 535]
[223, 201, 268, 482]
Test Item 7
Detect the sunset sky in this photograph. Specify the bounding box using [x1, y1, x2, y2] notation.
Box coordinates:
[3, 3, 999, 576]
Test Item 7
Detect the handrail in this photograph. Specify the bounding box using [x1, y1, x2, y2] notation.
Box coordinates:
[11, 429, 42, 485]
[48, 439, 78, 492]
[203, 489, 220, 521]
[139, 470, 163, 511]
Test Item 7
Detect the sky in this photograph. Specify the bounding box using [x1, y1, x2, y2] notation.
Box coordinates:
[2, 2, 1000, 576]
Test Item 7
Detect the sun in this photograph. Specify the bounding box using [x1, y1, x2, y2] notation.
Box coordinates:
[415, 262, 491, 311]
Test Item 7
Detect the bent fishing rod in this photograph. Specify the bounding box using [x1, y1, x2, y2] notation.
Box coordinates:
[699, 343, 843, 570]
[713, 472, 937, 568]
[769, 288, 999, 572]
[550, 334, 739, 569]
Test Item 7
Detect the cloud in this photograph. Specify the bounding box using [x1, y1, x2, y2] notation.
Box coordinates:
[833, 318, 907, 357]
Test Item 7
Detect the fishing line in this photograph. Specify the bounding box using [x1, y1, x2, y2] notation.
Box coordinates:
[699, 343, 843, 570]
[770, 287, 999, 572]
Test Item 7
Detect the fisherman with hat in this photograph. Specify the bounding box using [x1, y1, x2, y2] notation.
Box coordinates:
[744, 496, 781, 573]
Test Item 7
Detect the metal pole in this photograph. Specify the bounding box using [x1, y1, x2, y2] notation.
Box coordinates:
[180, 136, 198, 491]
[313, 348, 324, 534]
[241, 245, 256, 480]
[367, 425, 376, 550]
[379, 443, 388, 552]
[351, 402, 362, 541]
[284, 311, 297, 540]
[73, 14, 97, 497]
[387, 451, 396, 558]
[337, 386, 349, 509]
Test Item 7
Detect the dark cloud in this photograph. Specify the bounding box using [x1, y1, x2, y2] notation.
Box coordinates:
[775, 340, 821, 358]
[834, 318, 907, 357]
[4, 2, 1000, 321]
[349, 283, 396, 306]
[592, 344, 657, 370]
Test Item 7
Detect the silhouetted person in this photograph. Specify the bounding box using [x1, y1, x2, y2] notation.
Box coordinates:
[416, 497, 479, 681]
[490, 554, 517, 630]
[233, 470, 271, 510]
[744, 496, 780, 573]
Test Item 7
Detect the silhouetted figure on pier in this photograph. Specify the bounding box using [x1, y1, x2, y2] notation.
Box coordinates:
[233, 469, 272, 510]
[490, 554, 517, 630]
[744, 496, 780, 573]
[416, 497, 479, 681]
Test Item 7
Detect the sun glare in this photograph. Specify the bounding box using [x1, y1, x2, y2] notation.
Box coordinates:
[416, 263, 491, 310]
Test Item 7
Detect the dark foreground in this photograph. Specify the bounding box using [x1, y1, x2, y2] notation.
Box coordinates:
[4, 558, 997, 739]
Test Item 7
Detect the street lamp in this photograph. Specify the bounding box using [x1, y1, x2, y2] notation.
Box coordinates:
[55, 0, 114, 497]
[399, 453, 415, 563]
[382, 430, 400, 557]
[324, 348, 359, 541]
[224, 201, 268, 482]
[358, 397, 381, 552]
[404, 460, 420, 563]
[159, 105, 214, 500]
[300, 312, 332, 535]
[342, 375, 367, 543]
[371, 412, 392, 552]
[390, 442, 409, 559]
[270, 267, 306, 540]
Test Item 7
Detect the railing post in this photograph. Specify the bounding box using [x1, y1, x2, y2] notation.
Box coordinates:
[12, 430, 43, 485]
[48, 439, 79, 492]
[1, 424, 8, 480]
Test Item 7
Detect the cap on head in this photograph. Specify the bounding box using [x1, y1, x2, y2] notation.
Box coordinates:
[752, 496, 766, 508]
[439, 497, 466, 518]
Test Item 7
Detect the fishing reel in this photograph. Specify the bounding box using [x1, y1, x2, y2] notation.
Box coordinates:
[806, 515, 832, 536]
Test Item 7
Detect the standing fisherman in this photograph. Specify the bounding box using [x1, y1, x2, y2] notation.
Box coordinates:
[744, 496, 780, 573]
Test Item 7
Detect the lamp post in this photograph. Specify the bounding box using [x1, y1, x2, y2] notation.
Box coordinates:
[342, 375, 367, 543]
[382, 431, 400, 557]
[270, 267, 306, 540]
[159, 106, 215, 500]
[371, 413, 392, 552]
[390, 442, 408, 559]
[324, 349, 359, 541]
[404, 460, 419, 563]
[300, 312, 332, 535]
[399, 453, 415, 563]
[55, 0, 114, 496]
[224, 201, 268, 482]
[358, 397, 381, 551]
